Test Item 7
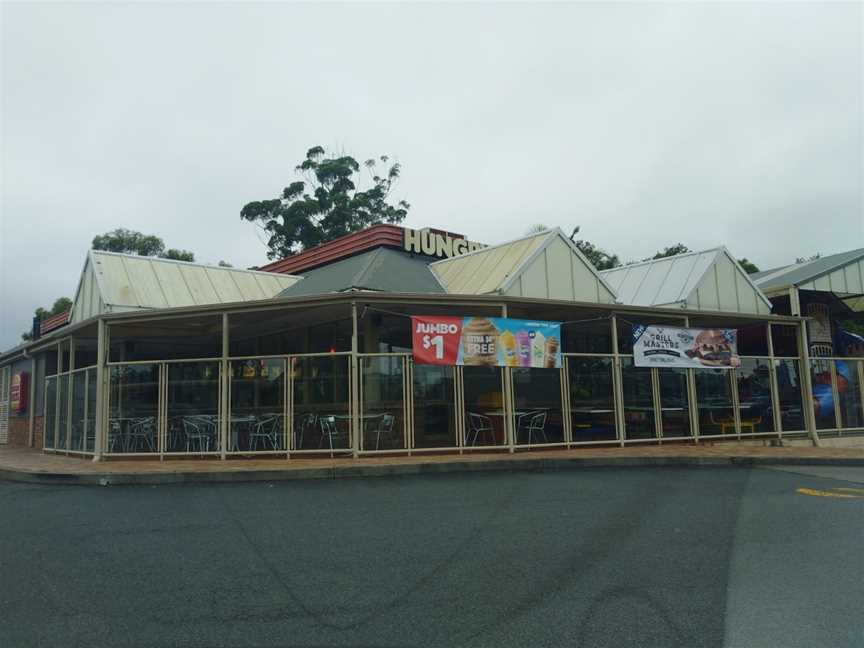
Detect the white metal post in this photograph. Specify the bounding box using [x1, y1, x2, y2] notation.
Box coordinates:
[351, 302, 360, 458]
[766, 323, 782, 439]
[92, 319, 106, 462]
[798, 319, 820, 446]
[220, 312, 229, 460]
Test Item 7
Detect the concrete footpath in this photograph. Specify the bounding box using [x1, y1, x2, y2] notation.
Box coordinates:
[2, 441, 864, 485]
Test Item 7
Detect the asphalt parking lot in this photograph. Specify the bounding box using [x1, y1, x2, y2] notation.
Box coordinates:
[1, 466, 861, 648]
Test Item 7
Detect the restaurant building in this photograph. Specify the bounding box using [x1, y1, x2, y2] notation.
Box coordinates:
[0, 225, 861, 460]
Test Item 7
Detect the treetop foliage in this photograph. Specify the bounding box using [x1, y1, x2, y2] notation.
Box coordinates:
[241, 146, 410, 260]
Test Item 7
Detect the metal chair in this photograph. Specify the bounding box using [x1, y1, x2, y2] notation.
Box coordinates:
[318, 416, 340, 451]
[182, 417, 214, 453]
[295, 413, 317, 449]
[373, 413, 397, 450]
[248, 415, 281, 451]
[466, 412, 495, 446]
[127, 416, 156, 452]
[518, 411, 548, 445]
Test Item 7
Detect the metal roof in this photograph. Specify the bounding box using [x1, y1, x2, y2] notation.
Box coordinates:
[428, 228, 617, 302]
[278, 247, 445, 297]
[752, 247, 864, 293]
[600, 247, 772, 312]
[71, 250, 302, 323]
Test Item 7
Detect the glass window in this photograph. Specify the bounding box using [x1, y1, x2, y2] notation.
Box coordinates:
[735, 359, 774, 433]
[86, 369, 97, 452]
[658, 369, 691, 438]
[44, 376, 57, 449]
[775, 359, 805, 432]
[229, 359, 285, 452]
[73, 335, 98, 369]
[737, 325, 769, 356]
[167, 362, 220, 453]
[361, 356, 406, 451]
[694, 369, 735, 436]
[512, 368, 564, 445]
[568, 357, 616, 443]
[412, 364, 456, 449]
[810, 359, 837, 431]
[771, 325, 799, 358]
[292, 356, 351, 451]
[110, 316, 222, 362]
[229, 306, 352, 357]
[621, 358, 656, 440]
[837, 360, 864, 430]
[70, 371, 87, 451]
[562, 318, 613, 354]
[57, 374, 69, 450]
[462, 366, 505, 447]
[108, 364, 160, 454]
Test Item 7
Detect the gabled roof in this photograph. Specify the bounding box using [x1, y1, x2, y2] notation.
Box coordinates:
[600, 247, 772, 313]
[429, 228, 617, 302]
[278, 247, 445, 297]
[752, 247, 864, 293]
[71, 250, 302, 323]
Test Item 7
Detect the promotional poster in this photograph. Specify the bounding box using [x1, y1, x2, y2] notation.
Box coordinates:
[633, 325, 740, 369]
[411, 316, 561, 368]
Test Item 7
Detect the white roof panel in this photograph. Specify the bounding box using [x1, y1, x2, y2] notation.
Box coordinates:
[80, 251, 301, 316]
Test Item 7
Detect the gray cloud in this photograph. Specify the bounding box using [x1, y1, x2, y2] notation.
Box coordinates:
[1, 2, 861, 348]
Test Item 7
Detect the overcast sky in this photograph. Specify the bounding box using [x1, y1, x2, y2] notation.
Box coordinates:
[1, 2, 862, 349]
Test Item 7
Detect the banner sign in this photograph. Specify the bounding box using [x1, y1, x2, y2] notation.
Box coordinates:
[10, 371, 29, 414]
[633, 326, 740, 369]
[411, 316, 561, 368]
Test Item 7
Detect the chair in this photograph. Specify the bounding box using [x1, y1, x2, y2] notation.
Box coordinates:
[709, 411, 736, 435]
[183, 417, 214, 453]
[466, 412, 495, 446]
[518, 411, 548, 445]
[108, 420, 123, 452]
[127, 417, 156, 452]
[248, 415, 281, 451]
[373, 414, 397, 451]
[318, 416, 339, 451]
[295, 413, 317, 449]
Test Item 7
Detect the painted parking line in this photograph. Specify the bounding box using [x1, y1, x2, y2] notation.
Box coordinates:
[796, 487, 864, 499]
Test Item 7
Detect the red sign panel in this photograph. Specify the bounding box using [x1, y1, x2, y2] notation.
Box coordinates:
[10, 371, 29, 414]
[411, 317, 463, 365]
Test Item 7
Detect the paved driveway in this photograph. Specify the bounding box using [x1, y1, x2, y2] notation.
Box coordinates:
[1, 466, 861, 647]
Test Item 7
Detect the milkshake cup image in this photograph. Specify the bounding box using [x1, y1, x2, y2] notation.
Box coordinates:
[544, 336, 559, 368]
[516, 330, 532, 367]
[461, 318, 499, 365]
[499, 330, 519, 367]
[531, 331, 546, 368]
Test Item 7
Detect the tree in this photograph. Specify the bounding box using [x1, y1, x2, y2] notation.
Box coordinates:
[574, 240, 620, 270]
[240, 146, 410, 260]
[217, 260, 234, 268]
[162, 249, 195, 262]
[651, 243, 690, 260]
[525, 224, 549, 234]
[737, 258, 760, 274]
[564, 226, 620, 271]
[21, 297, 72, 341]
[796, 253, 821, 264]
[92, 228, 195, 262]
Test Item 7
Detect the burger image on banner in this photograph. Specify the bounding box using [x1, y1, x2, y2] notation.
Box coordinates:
[684, 329, 740, 368]
[461, 318, 499, 365]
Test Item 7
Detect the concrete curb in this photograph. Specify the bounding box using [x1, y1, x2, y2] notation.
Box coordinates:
[2, 454, 863, 486]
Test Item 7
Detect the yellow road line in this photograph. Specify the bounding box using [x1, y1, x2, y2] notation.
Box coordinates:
[796, 487, 864, 499]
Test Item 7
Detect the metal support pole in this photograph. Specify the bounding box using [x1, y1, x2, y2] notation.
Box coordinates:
[220, 313, 229, 460]
[351, 302, 360, 458]
[683, 316, 699, 442]
[501, 304, 515, 453]
[766, 323, 782, 439]
[610, 315, 625, 447]
[798, 319, 821, 446]
[27, 356, 36, 447]
[92, 319, 107, 462]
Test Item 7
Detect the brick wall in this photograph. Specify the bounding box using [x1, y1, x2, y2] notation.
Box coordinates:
[33, 416, 43, 449]
[7, 417, 29, 447]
